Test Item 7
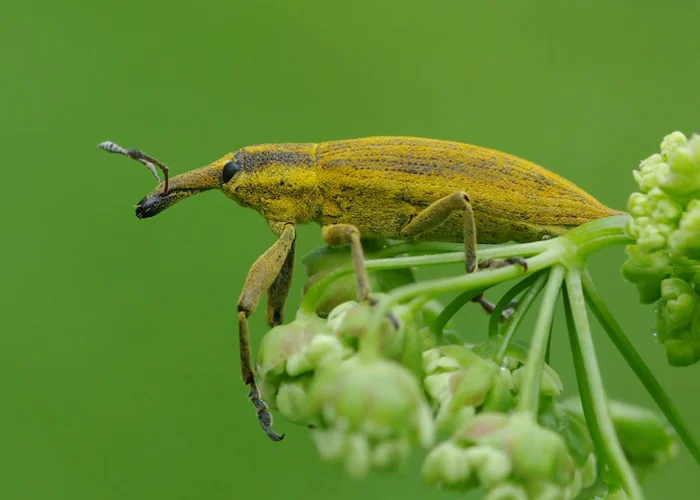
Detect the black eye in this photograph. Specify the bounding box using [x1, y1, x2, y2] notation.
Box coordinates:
[222, 159, 241, 184]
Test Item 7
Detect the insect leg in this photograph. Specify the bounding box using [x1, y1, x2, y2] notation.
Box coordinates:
[322, 224, 371, 301]
[266, 238, 296, 327]
[400, 191, 520, 321]
[400, 191, 477, 272]
[237, 223, 296, 441]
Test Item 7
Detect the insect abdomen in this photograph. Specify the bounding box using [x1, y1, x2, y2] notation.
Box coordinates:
[315, 137, 621, 243]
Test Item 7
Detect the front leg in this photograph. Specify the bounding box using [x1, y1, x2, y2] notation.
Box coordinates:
[237, 223, 296, 441]
[266, 238, 296, 327]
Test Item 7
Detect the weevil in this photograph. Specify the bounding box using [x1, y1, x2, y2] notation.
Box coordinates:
[99, 136, 622, 441]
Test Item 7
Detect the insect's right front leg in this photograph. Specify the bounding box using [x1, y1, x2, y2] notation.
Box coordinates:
[237, 223, 296, 442]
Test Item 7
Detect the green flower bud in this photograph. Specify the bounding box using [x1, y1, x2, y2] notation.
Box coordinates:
[669, 199, 700, 259]
[664, 338, 700, 366]
[257, 315, 344, 377]
[310, 356, 435, 477]
[458, 413, 576, 487]
[256, 314, 353, 425]
[660, 130, 688, 156]
[328, 299, 427, 377]
[581, 454, 598, 489]
[505, 414, 575, 486]
[423, 346, 503, 432]
[655, 277, 700, 366]
[633, 153, 667, 193]
[481, 368, 515, 413]
[433, 412, 581, 496]
[660, 133, 700, 200]
[540, 406, 594, 466]
[325, 300, 358, 331]
[657, 277, 697, 337]
[561, 398, 677, 477]
[525, 481, 567, 500]
[472, 337, 529, 370]
[464, 445, 512, 487]
[421, 441, 471, 487]
[485, 483, 528, 500]
[608, 400, 677, 470]
[275, 375, 314, 425]
[512, 363, 563, 398]
[620, 246, 671, 303]
[601, 489, 630, 500]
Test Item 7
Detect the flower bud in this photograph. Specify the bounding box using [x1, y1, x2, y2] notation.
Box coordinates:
[256, 315, 353, 425]
[481, 368, 515, 413]
[561, 398, 677, 477]
[484, 483, 527, 500]
[505, 414, 575, 486]
[604, 489, 631, 500]
[432, 412, 580, 497]
[656, 277, 700, 366]
[309, 356, 435, 477]
[272, 376, 313, 425]
[421, 441, 471, 487]
[464, 445, 512, 487]
[669, 199, 700, 259]
[329, 299, 427, 377]
[525, 481, 566, 500]
[608, 400, 677, 472]
[423, 346, 500, 432]
[512, 364, 563, 398]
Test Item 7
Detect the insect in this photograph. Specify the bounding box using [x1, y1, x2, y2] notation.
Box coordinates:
[99, 136, 621, 441]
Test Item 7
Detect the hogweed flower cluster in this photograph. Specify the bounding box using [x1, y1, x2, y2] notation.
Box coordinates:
[621, 132, 700, 366]
[253, 132, 700, 499]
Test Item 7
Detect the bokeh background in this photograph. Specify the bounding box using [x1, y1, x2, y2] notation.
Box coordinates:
[2, 1, 699, 498]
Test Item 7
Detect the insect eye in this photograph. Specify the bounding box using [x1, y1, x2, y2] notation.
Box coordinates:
[222, 159, 242, 184]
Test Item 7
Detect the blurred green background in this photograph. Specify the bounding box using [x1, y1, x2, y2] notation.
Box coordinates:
[2, 0, 699, 498]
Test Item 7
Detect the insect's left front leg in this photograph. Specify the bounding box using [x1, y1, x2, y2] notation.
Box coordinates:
[237, 223, 296, 441]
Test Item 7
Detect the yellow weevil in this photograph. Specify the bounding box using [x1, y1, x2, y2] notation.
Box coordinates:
[99, 136, 621, 441]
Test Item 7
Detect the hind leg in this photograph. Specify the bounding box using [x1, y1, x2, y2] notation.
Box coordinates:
[400, 191, 524, 320]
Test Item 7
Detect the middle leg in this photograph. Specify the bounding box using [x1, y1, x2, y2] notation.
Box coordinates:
[322, 223, 371, 302]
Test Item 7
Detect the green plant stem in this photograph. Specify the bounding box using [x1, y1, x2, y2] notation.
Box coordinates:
[300, 242, 554, 314]
[387, 250, 560, 307]
[430, 288, 486, 337]
[565, 269, 644, 499]
[516, 266, 565, 415]
[562, 215, 632, 258]
[375, 239, 551, 259]
[301, 215, 631, 318]
[358, 250, 560, 358]
[488, 271, 545, 339]
[563, 285, 612, 488]
[494, 271, 549, 364]
[581, 271, 700, 467]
